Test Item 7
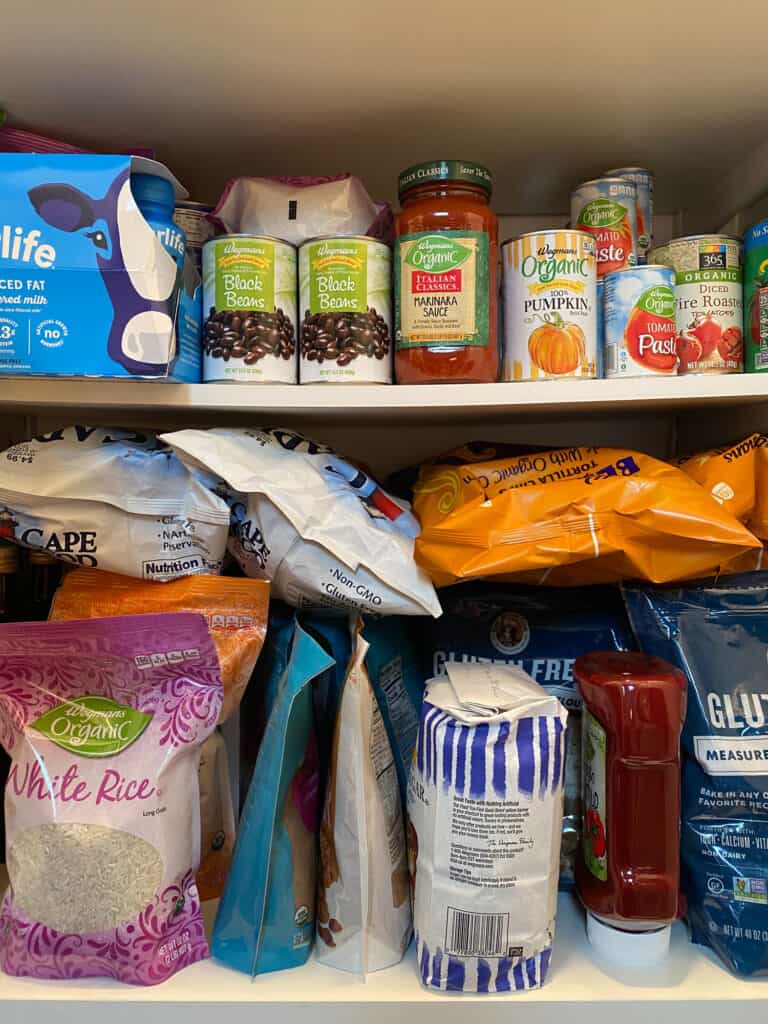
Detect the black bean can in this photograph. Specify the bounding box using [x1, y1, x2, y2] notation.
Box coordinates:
[202, 234, 298, 383]
[299, 235, 392, 383]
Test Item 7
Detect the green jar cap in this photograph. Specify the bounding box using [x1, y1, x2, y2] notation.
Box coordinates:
[398, 160, 493, 198]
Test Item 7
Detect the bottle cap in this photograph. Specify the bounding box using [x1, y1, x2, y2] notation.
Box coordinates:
[398, 160, 493, 199]
[587, 912, 671, 968]
[132, 172, 175, 212]
[0, 543, 17, 572]
[28, 550, 58, 566]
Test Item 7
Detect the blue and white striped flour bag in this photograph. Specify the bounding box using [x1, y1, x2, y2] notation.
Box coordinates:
[408, 663, 567, 993]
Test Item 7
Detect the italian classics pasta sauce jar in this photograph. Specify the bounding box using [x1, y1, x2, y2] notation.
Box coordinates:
[394, 160, 499, 383]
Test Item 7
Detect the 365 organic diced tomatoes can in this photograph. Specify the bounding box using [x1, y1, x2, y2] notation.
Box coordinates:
[603, 265, 678, 377]
[502, 230, 597, 381]
[650, 234, 743, 374]
[571, 178, 638, 279]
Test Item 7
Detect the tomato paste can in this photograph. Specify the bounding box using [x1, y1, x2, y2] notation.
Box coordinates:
[652, 234, 743, 374]
[742, 221, 768, 372]
[502, 230, 597, 381]
[571, 178, 638, 279]
[603, 167, 654, 263]
[603, 265, 677, 377]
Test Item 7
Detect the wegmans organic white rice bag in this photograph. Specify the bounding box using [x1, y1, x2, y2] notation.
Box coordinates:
[408, 663, 566, 993]
[0, 426, 230, 579]
[161, 427, 440, 616]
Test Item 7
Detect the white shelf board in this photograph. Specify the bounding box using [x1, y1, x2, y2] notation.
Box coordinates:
[0, 893, 764, 1024]
[2, 374, 768, 423]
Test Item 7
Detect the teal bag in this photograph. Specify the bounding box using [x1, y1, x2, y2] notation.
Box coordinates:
[212, 605, 334, 976]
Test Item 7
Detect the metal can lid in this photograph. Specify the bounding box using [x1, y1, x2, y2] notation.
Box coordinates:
[573, 176, 637, 191]
[398, 160, 492, 198]
[174, 200, 214, 213]
[301, 234, 391, 248]
[203, 233, 295, 249]
[603, 263, 673, 277]
[667, 233, 742, 245]
[501, 228, 594, 247]
[603, 166, 654, 177]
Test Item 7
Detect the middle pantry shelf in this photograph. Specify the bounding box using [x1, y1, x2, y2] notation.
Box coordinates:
[3, 374, 768, 421]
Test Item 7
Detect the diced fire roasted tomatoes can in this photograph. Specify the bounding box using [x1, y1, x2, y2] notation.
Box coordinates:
[649, 234, 743, 374]
[603, 265, 678, 377]
[571, 178, 638, 279]
[502, 229, 597, 381]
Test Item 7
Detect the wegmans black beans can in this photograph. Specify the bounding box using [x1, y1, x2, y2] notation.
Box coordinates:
[202, 234, 297, 383]
[299, 235, 392, 384]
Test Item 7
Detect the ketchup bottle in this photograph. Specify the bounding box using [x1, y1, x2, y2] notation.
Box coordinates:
[575, 651, 687, 965]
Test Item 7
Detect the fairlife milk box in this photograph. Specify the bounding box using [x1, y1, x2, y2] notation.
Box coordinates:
[0, 155, 201, 380]
[408, 663, 567, 993]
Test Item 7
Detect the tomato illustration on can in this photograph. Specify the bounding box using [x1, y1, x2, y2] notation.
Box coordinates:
[571, 178, 638, 279]
[603, 265, 678, 377]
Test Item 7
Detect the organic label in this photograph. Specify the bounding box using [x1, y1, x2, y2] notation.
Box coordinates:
[308, 239, 367, 314]
[582, 709, 607, 881]
[395, 231, 489, 348]
[576, 199, 627, 230]
[31, 696, 153, 757]
[213, 238, 276, 312]
[625, 286, 677, 371]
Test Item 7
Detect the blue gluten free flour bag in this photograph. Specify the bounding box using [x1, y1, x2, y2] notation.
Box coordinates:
[624, 574, 768, 977]
[428, 584, 634, 886]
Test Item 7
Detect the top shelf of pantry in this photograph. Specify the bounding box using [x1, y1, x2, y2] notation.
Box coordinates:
[4, 0, 768, 230]
[3, 376, 768, 423]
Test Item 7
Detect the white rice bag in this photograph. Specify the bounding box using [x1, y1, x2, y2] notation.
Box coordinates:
[161, 427, 441, 617]
[0, 426, 230, 579]
[317, 618, 412, 975]
[408, 663, 567, 993]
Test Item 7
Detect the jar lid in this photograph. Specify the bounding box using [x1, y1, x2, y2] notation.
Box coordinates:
[132, 172, 175, 211]
[398, 160, 493, 198]
[28, 550, 58, 566]
[0, 542, 17, 572]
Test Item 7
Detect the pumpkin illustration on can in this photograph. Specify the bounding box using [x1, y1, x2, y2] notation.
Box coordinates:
[502, 230, 597, 381]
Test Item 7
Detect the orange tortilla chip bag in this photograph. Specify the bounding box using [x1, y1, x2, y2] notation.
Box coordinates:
[677, 434, 768, 540]
[413, 445, 763, 587]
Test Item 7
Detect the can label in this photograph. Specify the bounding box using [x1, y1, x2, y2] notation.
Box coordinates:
[603, 266, 677, 377]
[299, 237, 391, 383]
[571, 180, 637, 278]
[654, 236, 743, 374]
[395, 230, 489, 348]
[605, 168, 654, 262]
[582, 710, 608, 882]
[502, 231, 597, 381]
[202, 236, 297, 383]
[173, 205, 213, 251]
[743, 221, 768, 373]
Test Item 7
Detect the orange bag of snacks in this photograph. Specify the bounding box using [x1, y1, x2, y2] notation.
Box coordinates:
[413, 445, 763, 587]
[49, 569, 270, 901]
[677, 434, 768, 539]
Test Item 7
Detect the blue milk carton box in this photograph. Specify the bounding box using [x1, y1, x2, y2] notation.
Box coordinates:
[0, 154, 201, 381]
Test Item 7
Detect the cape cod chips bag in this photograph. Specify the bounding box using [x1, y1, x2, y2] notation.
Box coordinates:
[0, 613, 222, 985]
[413, 445, 763, 587]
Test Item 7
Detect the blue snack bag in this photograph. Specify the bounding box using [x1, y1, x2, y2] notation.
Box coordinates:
[213, 606, 333, 976]
[427, 584, 634, 888]
[624, 573, 768, 977]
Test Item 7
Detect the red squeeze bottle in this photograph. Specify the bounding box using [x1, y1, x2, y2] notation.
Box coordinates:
[575, 651, 687, 966]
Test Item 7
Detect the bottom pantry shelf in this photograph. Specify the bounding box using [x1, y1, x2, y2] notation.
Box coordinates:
[0, 888, 764, 1024]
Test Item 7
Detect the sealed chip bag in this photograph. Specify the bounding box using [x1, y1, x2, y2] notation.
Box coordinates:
[49, 569, 270, 901]
[0, 426, 230, 579]
[162, 427, 441, 616]
[316, 618, 412, 975]
[677, 433, 768, 539]
[409, 663, 567, 993]
[213, 604, 333, 976]
[0, 613, 222, 985]
[624, 574, 768, 978]
[413, 444, 763, 587]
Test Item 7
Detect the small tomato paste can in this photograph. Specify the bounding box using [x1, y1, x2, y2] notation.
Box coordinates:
[603, 265, 678, 377]
[604, 167, 654, 263]
[653, 234, 743, 374]
[502, 230, 597, 381]
[299, 235, 392, 383]
[571, 177, 638, 278]
[202, 234, 297, 383]
[742, 221, 768, 372]
[173, 201, 214, 251]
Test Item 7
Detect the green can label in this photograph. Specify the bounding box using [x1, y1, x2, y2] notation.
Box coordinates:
[744, 222, 768, 373]
[306, 238, 367, 313]
[582, 709, 608, 881]
[395, 230, 490, 348]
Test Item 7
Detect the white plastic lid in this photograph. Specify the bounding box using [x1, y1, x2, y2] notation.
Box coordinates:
[587, 912, 671, 968]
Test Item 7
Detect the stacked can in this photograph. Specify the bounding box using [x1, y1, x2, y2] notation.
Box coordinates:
[571, 178, 638, 279]
[604, 167, 654, 263]
[603, 265, 677, 378]
[174, 201, 214, 271]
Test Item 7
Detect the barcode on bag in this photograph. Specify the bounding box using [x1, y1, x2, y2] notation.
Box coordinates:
[445, 908, 509, 957]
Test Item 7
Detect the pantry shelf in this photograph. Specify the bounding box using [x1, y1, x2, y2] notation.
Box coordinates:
[2, 375, 768, 423]
[0, 892, 762, 1024]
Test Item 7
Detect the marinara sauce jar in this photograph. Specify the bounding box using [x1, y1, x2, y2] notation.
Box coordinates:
[575, 651, 687, 967]
[394, 160, 499, 384]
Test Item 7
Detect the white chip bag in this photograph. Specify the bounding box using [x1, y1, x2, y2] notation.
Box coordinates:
[0, 426, 230, 579]
[408, 663, 567, 993]
[161, 427, 441, 616]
